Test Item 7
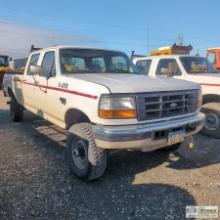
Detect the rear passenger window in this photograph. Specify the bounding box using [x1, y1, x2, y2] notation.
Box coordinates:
[156, 59, 182, 76]
[136, 60, 152, 75]
[27, 53, 40, 75]
[41, 51, 56, 77]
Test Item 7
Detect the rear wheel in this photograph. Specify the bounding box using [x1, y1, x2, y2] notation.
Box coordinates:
[10, 96, 23, 122]
[201, 102, 220, 139]
[67, 122, 107, 181]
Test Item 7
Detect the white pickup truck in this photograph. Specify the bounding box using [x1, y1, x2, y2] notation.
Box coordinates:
[133, 55, 220, 138]
[3, 46, 205, 180]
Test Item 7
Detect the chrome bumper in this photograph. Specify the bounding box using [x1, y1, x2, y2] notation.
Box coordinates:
[92, 113, 205, 151]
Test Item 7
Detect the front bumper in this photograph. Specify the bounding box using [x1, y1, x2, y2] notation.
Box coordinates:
[92, 113, 205, 151]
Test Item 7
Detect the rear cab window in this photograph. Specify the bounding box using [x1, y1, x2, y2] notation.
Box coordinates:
[156, 58, 182, 77]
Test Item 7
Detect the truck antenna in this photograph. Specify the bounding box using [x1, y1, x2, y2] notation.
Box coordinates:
[177, 34, 184, 46]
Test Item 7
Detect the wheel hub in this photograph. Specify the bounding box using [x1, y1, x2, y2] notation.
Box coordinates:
[205, 112, 220, 131]
[71, 139, 88, 170]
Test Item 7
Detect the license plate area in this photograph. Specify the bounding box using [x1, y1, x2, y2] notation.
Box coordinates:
[168, 130, 185, 145]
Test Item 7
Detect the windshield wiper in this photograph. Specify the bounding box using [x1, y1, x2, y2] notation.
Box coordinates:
[110, 69, 130, 73]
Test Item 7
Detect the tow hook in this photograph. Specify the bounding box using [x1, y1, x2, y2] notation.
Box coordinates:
[186, 135, 194, 149]
[188, 142, 194, 149]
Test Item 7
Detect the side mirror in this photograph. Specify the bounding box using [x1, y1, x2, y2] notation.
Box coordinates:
[30, 65, 42, 75]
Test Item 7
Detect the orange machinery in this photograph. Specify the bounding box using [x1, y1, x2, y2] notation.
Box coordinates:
[207, 48, 220, 71]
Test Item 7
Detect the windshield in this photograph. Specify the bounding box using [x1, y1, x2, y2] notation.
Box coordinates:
[0, 56, 9, 66]
[180, 56, 218, 74]
[60, 49, 139, 74]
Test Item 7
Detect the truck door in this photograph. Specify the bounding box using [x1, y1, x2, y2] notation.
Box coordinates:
[155, 58, 185, 80]
[36, 51, 57, 119]
[22, 53, 40, 111]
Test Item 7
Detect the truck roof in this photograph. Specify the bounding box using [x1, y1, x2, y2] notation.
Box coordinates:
[30, 45, 125, 54]
[133, 54, 202, 61]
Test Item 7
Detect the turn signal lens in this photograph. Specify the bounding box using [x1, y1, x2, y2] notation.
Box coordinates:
[99, 95, 136, 119]
[99, 109, 136, 119]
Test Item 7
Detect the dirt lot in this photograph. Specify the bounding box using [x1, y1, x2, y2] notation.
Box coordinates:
[0, 93, 220, 220]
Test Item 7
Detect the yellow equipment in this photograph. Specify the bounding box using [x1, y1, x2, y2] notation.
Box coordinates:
[150, 43, 193, 56]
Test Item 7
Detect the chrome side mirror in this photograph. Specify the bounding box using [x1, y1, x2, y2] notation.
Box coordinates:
[30, 65, 42, 75]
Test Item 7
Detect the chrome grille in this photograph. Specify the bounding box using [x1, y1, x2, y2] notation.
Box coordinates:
[136, 90, 199, 121]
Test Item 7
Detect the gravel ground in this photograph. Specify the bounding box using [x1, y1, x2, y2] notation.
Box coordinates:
[0, 93, 220, 220]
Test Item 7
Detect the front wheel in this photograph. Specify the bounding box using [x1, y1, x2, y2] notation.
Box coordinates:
[66, 123, 107, 181]
[200, 102, 220, 139]
[10, 96, 23, 122]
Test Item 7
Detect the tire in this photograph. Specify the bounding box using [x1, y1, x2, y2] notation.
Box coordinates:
[161, 143, 181, 152]
[201, 102, 220, 139]
[10, 96, 23, 122]
[66, 122, 107, 181]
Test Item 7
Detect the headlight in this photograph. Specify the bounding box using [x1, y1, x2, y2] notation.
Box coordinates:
[99, 95, 136, 119]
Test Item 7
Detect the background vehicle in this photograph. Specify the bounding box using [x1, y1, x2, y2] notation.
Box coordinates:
[133, 45, 220, 138]
[207, 47, 220, 72]
[0, 55, 10, 90]
[3, 46, 205, 181]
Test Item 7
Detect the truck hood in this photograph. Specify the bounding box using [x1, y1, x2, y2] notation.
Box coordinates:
[70, 73, 200, 93]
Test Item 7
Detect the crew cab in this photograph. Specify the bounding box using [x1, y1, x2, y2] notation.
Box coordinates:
[133, 54, 220, 138]
[3, 46, 205, 180]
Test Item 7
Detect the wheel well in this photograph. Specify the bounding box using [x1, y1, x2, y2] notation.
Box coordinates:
[203, 94, 220, 104]
[65, 108, 90, 129]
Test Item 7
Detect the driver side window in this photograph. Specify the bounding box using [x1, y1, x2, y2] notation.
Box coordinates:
[156, 59, 182, 76]
[41, 51, 56, 78]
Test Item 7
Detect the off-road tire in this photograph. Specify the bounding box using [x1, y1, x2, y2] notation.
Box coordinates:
[67, 122, 107, 181]
[10, 96, 23, 122]
[201, 102, 220, 139]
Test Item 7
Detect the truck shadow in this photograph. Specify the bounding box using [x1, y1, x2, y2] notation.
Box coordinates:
[0, 109, 11, 127]
[166, 134, 220, 170]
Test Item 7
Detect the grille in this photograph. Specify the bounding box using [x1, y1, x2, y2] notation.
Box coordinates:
[136, 90, 199, 121]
